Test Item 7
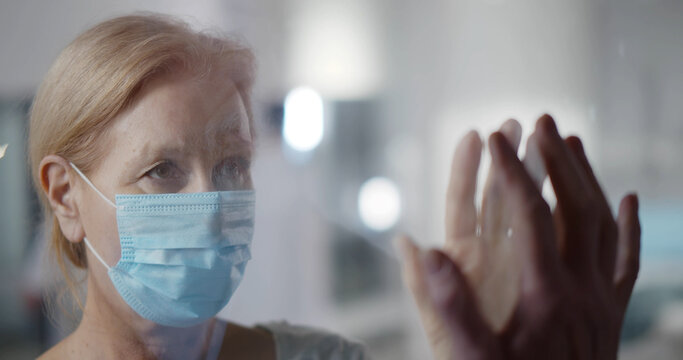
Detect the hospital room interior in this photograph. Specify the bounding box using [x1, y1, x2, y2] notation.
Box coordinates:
[0, 0, 682, 359]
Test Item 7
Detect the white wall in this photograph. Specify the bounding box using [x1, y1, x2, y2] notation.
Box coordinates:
[0, 0, 286, 98]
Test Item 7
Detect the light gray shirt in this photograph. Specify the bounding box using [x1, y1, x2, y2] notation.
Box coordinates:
[257, 321, 370, 360]
[206, 320, 370, 360]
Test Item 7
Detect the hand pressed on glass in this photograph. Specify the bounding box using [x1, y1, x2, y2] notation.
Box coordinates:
[399, 114, 640, 360]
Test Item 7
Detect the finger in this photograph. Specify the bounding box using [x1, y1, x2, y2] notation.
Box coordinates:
[398, 237, 491, 358]
[396, 236, 429, 306]
[535, 115, 599, 274]
[565, 136, 619, 285]
[422, 249, 499, 358]
[481, 119, 522, 241]
[614, 194, 640, 312]
[501, 118, 523, 148]
[396, 236, 453, 357]
[522, 133, 546, 191]
[489, 131, 560, 293]
[445, 131, 482, 240]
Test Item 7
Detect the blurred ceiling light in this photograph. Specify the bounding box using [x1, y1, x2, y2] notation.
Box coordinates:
[0, 144, 7, 159]
[358, 177, 401, 232]
[283, 87, 324, 152]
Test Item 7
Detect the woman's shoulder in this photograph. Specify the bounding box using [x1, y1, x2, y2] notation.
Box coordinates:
[255, 320, 370, 360]
[217, 321, 276, 360]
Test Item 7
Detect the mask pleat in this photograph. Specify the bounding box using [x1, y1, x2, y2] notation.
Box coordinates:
[128, 245, 251, 269]
[117, 215, 253, 249]
[110, 266, 237, 327]
[119, 261, 247, 301]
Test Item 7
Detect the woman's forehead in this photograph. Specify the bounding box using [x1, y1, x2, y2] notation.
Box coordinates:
[110, 70, 253, 157]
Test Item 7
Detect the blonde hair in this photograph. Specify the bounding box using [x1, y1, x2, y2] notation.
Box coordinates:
[28, 13, 255, 314]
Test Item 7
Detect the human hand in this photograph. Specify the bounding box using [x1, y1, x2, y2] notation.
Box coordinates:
[398, 118, 539, 357]
[399, 115, 640, 359]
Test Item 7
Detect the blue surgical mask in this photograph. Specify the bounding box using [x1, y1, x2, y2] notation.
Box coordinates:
[70, 163, 254, 327]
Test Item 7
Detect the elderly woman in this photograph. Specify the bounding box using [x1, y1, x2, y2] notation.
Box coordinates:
[30, 13, 640, 359]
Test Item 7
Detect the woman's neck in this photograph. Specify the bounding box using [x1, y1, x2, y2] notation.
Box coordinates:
[67, 276, 221, 360]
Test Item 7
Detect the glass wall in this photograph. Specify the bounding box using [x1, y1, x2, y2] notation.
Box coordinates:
[0, 0, 681, 358]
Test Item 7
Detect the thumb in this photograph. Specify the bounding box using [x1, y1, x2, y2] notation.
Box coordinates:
[422, 250, 500, 359]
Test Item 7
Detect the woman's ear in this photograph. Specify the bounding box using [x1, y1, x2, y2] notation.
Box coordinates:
[39, 155, 84, 243]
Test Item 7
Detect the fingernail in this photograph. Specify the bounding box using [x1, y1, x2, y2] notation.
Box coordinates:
[567, 135, 584, 150]
[464, 129, 480, 140]
[460, 130, 482, 154]
[501, 119, 522, 140]
[545, 122, 558, 136]
[538, 114, 559, 136]
[489, 132, 509, 162]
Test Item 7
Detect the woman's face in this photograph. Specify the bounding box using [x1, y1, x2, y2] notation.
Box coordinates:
[77, 66, 253, 323]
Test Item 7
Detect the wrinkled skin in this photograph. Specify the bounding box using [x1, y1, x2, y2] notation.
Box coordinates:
[400, 115, 640, 360]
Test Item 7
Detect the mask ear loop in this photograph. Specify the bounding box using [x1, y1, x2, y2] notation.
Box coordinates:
[68, 162, 117, 209]
[83, 237, 112, 271]
[69, 162, 116, 271]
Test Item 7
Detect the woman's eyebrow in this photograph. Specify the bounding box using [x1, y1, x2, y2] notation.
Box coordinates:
[128, 142, 190, 169]
[209, 109, 251, 139]
[204, 126, 253, 151]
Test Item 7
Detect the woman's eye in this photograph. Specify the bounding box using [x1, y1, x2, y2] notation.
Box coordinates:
[217, 159, 243, 178]
[214, 157, 251, 189]
[146, 162, 180, 180]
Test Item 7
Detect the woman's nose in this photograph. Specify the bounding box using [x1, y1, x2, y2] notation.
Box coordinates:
[185, 171, 216, 193]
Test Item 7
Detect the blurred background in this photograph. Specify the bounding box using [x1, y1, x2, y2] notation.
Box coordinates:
[1, 0, 682, 358]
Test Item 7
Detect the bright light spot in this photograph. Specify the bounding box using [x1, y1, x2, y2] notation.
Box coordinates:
[358, 177, 401, 231]
[0, 144, 7, 159]
[283, 87, 324, 152]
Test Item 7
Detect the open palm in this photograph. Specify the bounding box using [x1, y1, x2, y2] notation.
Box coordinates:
[400, 120, 531, 356]
[400, 116, 640, 360]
